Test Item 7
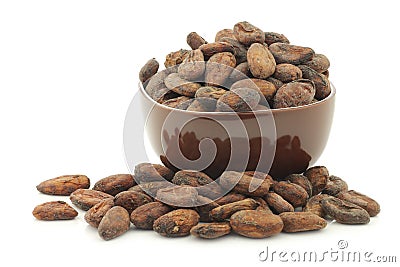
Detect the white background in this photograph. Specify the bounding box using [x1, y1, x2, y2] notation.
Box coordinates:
[1, 0, 399, 266]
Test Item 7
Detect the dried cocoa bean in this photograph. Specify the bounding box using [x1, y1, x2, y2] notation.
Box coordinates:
[139, 58, 159, 83]
[152, 88, 180, 103]
[219, 171, 271, 196]
[195, 195, 220, 222]
[335, 190, 380, 217]
[231, 78, 277, 103]
[322, 175, 348, 196]
[304, 166, 329, 196]
[210, 198, 259, 221]
[199, 42, 234, 58]
[285, 173, 313, 197]
[228, 62, 252, 82]
[273, 181, 309, 208]
[153, 209, 200, 237]
[164, 49, 190, 68]
[130, 202, 172, 230]
[215, 192, 246, 205]
[269, 43, 315, 65]
[273, 79, 315, 108]
[266, 77, 284, 90]
[134, 163, 174, 183]
[186, 32, 207, 50]
[195, 86, 227, 100]
[230, 210, 283, 238]
[273, 63, 302, 82]
[70, 189, 113, 211]
[298, 65, 331, 100]
[36, 175, 90, 196]
[253, 197, 273, 213]
[177, 49, 205, 81]
[92, 174, 135, 196]
[190, 222, 231, 239]
[216, 88, 260, 112]
[186, 98, 217, 112]
[303, 194, 333, 218]
[145, 71, 168, 98]
[84, 198, 114, 228]
[219, 37, 247, 64]
[156, 186, 198, 207]
[172, 170, 223, 199]
[264, 192, 294, 214]
[162, 96, 192, 109]
[98, 206, 130, 240]
[233, 21, 265, 46]
[164, 73, 201, 97]
[321, 197, 370, 224]
[215, 29, 235, 42]
[280, 212, 327, 232]
[264, 32, 290, 46]
[244, 171, 275, 185]
[247, 43, 276, 79]
[32, 201, 78, 221]
[303, 54, 330, 73]
[114, 191, 153, 214]
[128, 181, 172, 196]
[205, 52, 236, 86]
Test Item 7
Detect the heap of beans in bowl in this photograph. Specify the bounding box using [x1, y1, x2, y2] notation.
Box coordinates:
[139, 21, 331, 112]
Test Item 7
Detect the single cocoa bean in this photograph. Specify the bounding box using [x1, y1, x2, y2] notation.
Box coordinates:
[98, 206, 130, 241]
[321, 197, 370, 224]
[230, 210, 283, 238]
[156, 186, 198, 207]
[210, 198, 259, 221]
[264, 192, 294, 214]
[114, 191, 153, 214]
[36, 175, 90, 196]
[298, 65, 331, 100]
[130, 202, 172, 230]
[190, 222, 231, 239]
[303, 54, 330, 73]
[216, 88, 260, 112]
[304, 166, 329, 196]
[84, 198, 114, 228]
[273, 79, 316, 108]
[219, 171, 271, 197]
[273, 181, 309, 208]
[269, 43, 315, 65]
[273, 63, 302, 82]
[177, 49, 205, 81]
[186, 32, 207, 50]
[264, 32, 290, 46]
[247, 43, 276, 79]
[32, 201, 78, 221]
[70, 189, 113, 211]
[153, 209, 200, 237]
[280, 212, 327, 232]
[205, 52, 236, 86]
[335, 190, 380, 217]
[233, 21, 265, 46]
[322, 175, 348, 196]
[134, 163, 174, 183]
[164, 49, 190, 68]
[139, 58, 159, 83]
[92, 174, 135, 196]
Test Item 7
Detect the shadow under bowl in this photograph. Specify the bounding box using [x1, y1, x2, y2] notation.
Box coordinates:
[139, 83, 335, 180]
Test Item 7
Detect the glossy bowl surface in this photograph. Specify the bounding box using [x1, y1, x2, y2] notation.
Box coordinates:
[139, 83, 335, 179]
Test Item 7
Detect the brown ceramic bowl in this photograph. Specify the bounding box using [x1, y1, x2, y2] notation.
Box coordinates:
[139, 83, 335, 180]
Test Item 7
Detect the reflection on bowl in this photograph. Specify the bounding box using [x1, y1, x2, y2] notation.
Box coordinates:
[139, 83, 335, 180]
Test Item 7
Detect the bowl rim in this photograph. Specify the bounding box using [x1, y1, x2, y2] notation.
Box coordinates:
[138, 81, 336, 116]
